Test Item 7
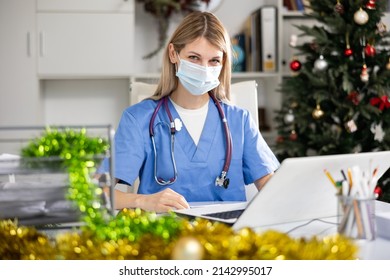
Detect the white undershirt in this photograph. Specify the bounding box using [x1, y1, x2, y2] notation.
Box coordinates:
[170, 98, 208, 146]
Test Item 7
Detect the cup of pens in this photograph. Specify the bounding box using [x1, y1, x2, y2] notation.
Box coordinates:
[337, 194, 376, 240]
[325, 165, 379, 241]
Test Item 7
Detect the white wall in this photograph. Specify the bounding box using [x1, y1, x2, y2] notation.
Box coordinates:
[41, 0, 268, 129]
[133, 0, 266, 72]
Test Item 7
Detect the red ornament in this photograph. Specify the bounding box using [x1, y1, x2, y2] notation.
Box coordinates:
[276, 135, 284, 143]
[374, 186, 382, 198]
[366, 0, 376, 10]
[347, 91, 360, 105]
[290, 59, 302, 72]
[370, 95, 390, 111]
[289, 130, 298, 141]
[364, 44, 376, 56]
[344, 48, 353, 57]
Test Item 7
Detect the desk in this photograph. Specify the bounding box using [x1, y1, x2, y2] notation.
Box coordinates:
[255, 200, 390, 260]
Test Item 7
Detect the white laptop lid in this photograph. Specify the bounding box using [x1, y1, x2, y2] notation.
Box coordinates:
[174, 151, 390, 231]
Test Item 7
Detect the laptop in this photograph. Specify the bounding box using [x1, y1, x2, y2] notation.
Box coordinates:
[174, 151, 390, 231]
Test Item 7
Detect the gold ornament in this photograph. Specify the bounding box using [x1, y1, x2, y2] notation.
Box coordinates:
[312, 104, 325, 119]
[171, 236, 204, 260]
[386, 58, 390, 70]
[291, 101, 298, 109]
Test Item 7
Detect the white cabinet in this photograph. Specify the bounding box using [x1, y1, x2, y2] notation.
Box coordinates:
[36, 0, 134, 78]
[37, 0, 132, 12]
[0, 0, 42, 126]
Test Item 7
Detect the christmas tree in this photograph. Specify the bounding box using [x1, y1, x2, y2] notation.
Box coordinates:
[274, 0, 390, 202]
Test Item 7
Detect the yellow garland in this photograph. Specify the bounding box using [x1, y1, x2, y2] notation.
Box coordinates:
[0, 215, 358, 260]
[0, 128, 359, 260]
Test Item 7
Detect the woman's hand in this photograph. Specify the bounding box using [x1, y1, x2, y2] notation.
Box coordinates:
[135, 188, 190, 213]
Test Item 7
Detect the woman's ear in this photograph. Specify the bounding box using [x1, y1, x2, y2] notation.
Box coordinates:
[168, 43, 178, 64]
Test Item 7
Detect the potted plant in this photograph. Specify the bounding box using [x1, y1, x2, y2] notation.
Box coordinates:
[137, 0, 212, 59]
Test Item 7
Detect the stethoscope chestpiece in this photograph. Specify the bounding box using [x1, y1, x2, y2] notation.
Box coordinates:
[215, 171, 229, 189]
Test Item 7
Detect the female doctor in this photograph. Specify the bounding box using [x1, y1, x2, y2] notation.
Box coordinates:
[113, 11, 280, 213]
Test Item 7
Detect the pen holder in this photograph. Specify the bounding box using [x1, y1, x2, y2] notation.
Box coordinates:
[337, 195, 376, 241]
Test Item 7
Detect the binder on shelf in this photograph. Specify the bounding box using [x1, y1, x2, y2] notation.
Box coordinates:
[243, 5, 278, 72]
[250, 9, 261, 71]
[242, 15, 253, 71]
[259, 6, 278, 72]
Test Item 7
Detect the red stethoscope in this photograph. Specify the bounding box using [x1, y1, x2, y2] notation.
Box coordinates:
[149, 92, 232, 188]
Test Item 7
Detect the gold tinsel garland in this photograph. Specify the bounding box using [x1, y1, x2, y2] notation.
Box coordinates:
[0, 214, 358, 260]
[0, 128, 359, 260]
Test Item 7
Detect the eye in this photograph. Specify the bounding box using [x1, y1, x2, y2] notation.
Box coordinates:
[188, 55, 200, 61]
[209, 58, 221, 66]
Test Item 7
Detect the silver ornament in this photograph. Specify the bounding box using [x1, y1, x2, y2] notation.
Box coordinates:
[314, 55, 328, 71]
[284, 110, 295, 124]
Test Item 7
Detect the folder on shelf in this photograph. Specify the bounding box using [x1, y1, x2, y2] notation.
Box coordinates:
[250, 9, 261, 71]
[243, 15, 253, 71]
[259, 6, 278, 72]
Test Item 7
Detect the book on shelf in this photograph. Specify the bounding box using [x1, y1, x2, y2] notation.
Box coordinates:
[232, 33, 247, 72]
[284, 0, 310, 13]
[295, 0, 305, 11]
[284, 0, 303, 11]
[283, 0, 293, 11]
[302, 0, 313, 14]
[290, 0, 298, 11]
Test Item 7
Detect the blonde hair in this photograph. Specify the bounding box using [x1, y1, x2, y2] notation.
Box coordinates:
[153, 11, 232, 101]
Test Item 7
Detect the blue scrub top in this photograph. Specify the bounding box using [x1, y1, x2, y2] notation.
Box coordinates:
[113, 97, 280, 202]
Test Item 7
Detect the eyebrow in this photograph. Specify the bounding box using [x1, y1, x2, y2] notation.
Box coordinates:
[187, 51, 222, 59]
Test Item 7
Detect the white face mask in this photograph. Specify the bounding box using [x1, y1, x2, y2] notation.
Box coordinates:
[176, 56, 222, 96]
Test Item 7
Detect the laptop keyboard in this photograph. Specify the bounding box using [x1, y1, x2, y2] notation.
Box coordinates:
[202, 209, 244, 220]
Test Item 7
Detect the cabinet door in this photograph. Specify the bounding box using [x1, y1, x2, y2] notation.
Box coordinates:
[0, 0, 42, 126]
[37, 0, 133, 12]
[37, 13, 134, 77]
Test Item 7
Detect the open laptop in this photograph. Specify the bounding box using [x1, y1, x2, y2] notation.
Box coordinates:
[174, 151, 390, 231]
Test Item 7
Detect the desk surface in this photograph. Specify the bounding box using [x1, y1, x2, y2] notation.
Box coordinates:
[255, 200, 390, 260]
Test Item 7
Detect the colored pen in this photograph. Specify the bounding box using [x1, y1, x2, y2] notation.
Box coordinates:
[324, 169, 336, 187]
[341, 169, 347, 181]
[347, 168, 353, 186]
[372, 167, 378, 177]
